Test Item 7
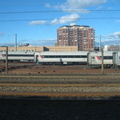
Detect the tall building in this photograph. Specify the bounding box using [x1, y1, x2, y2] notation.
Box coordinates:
[57, 24, 95, 51]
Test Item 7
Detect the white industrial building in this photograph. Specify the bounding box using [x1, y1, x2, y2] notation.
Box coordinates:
[104, 45, 120, 51]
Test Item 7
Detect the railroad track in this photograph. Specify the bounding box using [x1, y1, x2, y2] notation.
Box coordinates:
[0, 75, 120, 99]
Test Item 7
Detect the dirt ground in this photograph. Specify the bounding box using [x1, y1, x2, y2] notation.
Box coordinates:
[3, 64, 120, 74]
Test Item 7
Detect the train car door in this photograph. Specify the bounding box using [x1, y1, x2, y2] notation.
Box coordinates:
[36, 55, 38, 63]
[113, 52, 116, 68]
[91, 56, 95, 64]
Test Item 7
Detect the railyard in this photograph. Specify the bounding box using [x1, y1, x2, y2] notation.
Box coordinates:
[0, 75, 120, 100]
[0, 63, 120, 99]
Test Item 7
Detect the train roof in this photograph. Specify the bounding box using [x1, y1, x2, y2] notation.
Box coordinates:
[0, 51, 34, 54]
[88, 51, 113, 55]
[35, 51, 89, 55]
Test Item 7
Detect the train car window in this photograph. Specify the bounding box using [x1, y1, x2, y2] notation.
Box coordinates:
[80, 55, 87, 58]
[43, 55, 56, 58]
[56, 56, 61, 58]
[8, 54, 34, 57]
[61, 56, 66, 58]
[42, 55, 87, 58]
[104, 56, 113, 59]
[48, 56, 53, 58]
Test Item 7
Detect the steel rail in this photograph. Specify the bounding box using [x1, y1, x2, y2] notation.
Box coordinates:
[0, 83, 120, 87]
[0, 92, 120, 98]
[0, 75, 120, 78]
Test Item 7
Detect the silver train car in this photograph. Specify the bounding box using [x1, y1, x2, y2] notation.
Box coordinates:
[34, 51, 88, 65]
[87, 51, 113, 67]
[113, 51, 120, 68]
[0, 51, 34, 62]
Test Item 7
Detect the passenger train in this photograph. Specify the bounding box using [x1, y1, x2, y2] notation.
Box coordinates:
[34, 51, 120, 68]
[0, 51, 120, 68]
[34, 51, 88, 65]
[0, 51, 34, 62]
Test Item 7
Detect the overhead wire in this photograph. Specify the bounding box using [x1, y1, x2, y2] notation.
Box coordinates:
[0, 1, 120, 4]
[0, 9, 120, 14]
[0, 17, 120, 22]
[0, 1, 120, 22]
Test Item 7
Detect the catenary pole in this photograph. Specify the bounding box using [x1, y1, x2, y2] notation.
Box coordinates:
[6, 46, 8, 74]
[15, 34, 17, 51]
[101, 47, 104, 74]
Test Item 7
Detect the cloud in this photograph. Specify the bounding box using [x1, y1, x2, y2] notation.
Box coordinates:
[51, 13, 80, 24]
[45, 3, 52, 8]
[62, 9, 89, 14]
[32, 0, 107, 26]
[29, 20, 49, 25]
[0, 32, 4, 36]
[32, 39, 56, 46]
[0, 43, 14, 47]
[62, 0, 107, 9]
[29, 13, 80, 25]
[46, 0, 107, 13]
[116, 20, 120, 23]
[108, 32, 120, 38]
[18, 38, 56, 46]
[30, 0, 107, 25]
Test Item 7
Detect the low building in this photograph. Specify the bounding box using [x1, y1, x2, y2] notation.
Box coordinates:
[104, 45, 120, 51]
[0, 46, 78, 52]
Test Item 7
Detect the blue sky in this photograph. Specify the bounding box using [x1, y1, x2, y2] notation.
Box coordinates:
[0, 0, 120, 46]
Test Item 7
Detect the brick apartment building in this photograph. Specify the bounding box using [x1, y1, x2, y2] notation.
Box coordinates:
[56, 24, 95, 51]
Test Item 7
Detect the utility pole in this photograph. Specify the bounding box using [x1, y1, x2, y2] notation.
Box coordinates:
[100, 35, 101, 51]
[101, 47, 104, 74]
[15, 34, 17, 51]
[6, 46, 8, 74]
